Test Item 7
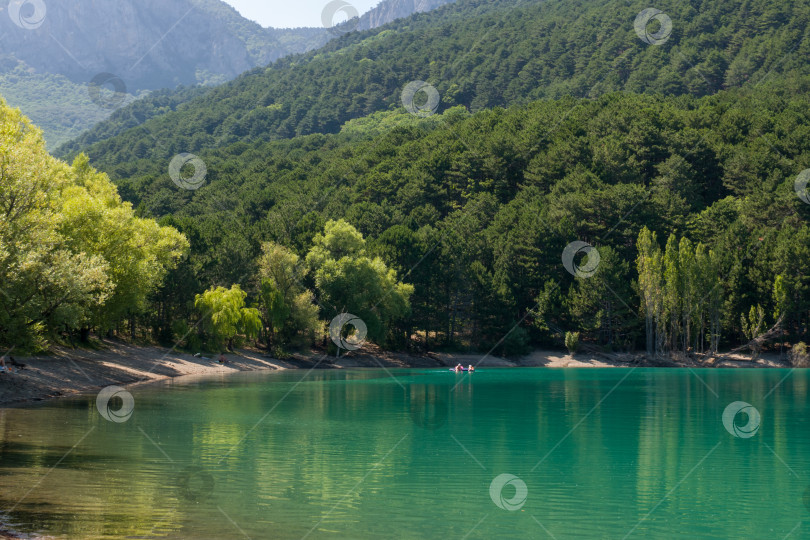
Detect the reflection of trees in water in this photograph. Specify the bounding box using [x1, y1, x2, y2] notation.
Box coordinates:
[409, 384, 449, 430]
[3, 371, 810, 537]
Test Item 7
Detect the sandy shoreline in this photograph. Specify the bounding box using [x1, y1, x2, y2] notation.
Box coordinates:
[0, 341, 300, 408]
[0, 341, 627, 409]
[0, 340, 792, 410]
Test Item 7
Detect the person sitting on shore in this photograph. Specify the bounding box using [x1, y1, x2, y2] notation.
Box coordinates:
[0, 355, 11, 373]
[468, 365, 475, 372]
[218, 352, 227, 364]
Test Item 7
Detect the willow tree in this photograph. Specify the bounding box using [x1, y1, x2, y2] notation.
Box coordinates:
[194, 285, 261, 351]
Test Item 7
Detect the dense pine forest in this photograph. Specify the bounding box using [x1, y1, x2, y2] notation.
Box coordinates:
[3, 0, 810, 362]
[63, 85, 810, 358]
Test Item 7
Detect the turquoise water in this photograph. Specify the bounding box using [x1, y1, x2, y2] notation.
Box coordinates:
[1, 367, 809, 539]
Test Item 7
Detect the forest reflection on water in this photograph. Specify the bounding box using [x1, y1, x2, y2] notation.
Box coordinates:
[1, 367, 809, 539]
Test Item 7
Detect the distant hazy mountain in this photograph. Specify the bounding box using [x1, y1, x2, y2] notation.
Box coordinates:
[0, 0, 325, 148]
[0, 0, 325, 91]
[0, 0, 454, 149]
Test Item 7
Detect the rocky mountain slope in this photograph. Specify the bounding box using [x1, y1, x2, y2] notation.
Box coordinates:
[0, 0, 453, 148]
[357, 0, 453, 30]
[0, 0, 323, 91]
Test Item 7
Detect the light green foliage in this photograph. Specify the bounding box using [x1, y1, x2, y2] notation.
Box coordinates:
[636, 227, 723, 357]
[306, 220, 413, 344]
[564, 331, 580, 354]
[741, 304, 767, 356]
[0, 99, 187, 349]
[637, 228, 665, 357]
[257, 242, 321, 348]
[259, 282, 289, 339]
[63, 155, 189, 330]
[306, 219, 366, 269]
[694, 243, 723, 354]
[773, 275, 788, 322]
[194, 285, 261, 350]
[663, 234, 681, 352]
[339, 109, 458, 138]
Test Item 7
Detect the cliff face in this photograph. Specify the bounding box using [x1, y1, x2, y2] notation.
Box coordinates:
[0, 0, 455, 93]
[0, 0, 454, 149]
[358, 0, 455, 31]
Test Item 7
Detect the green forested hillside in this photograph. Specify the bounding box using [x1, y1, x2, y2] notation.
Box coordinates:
[59, 0, 810, 169]
[49, 86, 210, 151]
[44, 0, 810, 357]
[0, 66, 138, 150]
[92, 80, 810, 355]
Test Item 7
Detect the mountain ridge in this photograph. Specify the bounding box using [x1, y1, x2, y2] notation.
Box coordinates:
[0, 0, 454, 148]
[59, 0, 810, 170]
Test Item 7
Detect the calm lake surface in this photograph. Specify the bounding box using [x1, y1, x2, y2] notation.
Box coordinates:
[1, 367, 809, 539]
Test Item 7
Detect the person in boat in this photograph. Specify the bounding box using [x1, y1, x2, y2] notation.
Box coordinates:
[468, 365, 475, 372]
[454, 363, 464, 372]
